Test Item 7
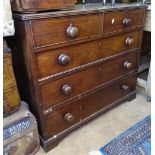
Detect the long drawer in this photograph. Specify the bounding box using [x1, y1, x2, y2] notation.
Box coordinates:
[36, 30, 141, 79]
[31, 13, 100, 48]
[103, 9, 144, 34]
[40, 51, 138, 109]
[43, 73, 137, 138]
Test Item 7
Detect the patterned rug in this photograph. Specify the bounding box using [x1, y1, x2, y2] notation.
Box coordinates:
[89, 115, 151, 155]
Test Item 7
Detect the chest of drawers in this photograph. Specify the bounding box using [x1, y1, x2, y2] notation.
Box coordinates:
[11, 4, 146, 152]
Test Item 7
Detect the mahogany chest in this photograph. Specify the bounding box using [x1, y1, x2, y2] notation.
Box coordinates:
[11, 4, 146, 152]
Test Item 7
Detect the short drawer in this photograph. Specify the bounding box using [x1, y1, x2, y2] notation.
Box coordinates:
[81, 73, 137, 119]
[36, 30, 141, 79]
[31, 14, 100, 48]
[44, 101, 80, 138]
[40, 51, 138, 109]
[103, 9, 144, 33]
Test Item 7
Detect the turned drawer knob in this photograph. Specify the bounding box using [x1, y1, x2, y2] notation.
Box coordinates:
[62, 85, 72, 95]
[123, 61, 133, 70]
[58, 54, 71, 66]
[67, 25, 79, 38]
[123, 18, 132, 26]
[126, 38, 134, 46]
[122, 85, 129, 91]
[64, 113, 74, 123]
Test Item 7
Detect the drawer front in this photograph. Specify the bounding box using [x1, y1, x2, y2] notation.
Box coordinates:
[36, 40, 102, 79]
[103, 9, 144, 33]
[36, 30, 141, 79]
[41, 51, 138, 109]
[44, 101, 80, 138]
[31, 14, 100, 48]
[81, 73, 137, 119]
[102, 30, 141, 57]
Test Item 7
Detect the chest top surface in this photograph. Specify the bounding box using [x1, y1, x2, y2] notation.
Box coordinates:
[13, 3, 147, 20]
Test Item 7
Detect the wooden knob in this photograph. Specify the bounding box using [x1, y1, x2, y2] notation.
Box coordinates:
[122, 85, 129, 91]
[62, 85, 72, 95]
[123, 18, 132, 26]
[126, 38, 134, 46]
[123, 61, 133, 69]
[67, 26, 78, 38]
[58, 54, 70, 66]
[64, 113, 74, 123]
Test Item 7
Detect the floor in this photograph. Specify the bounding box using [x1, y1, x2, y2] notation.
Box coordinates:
[36, 86, 151, 155]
